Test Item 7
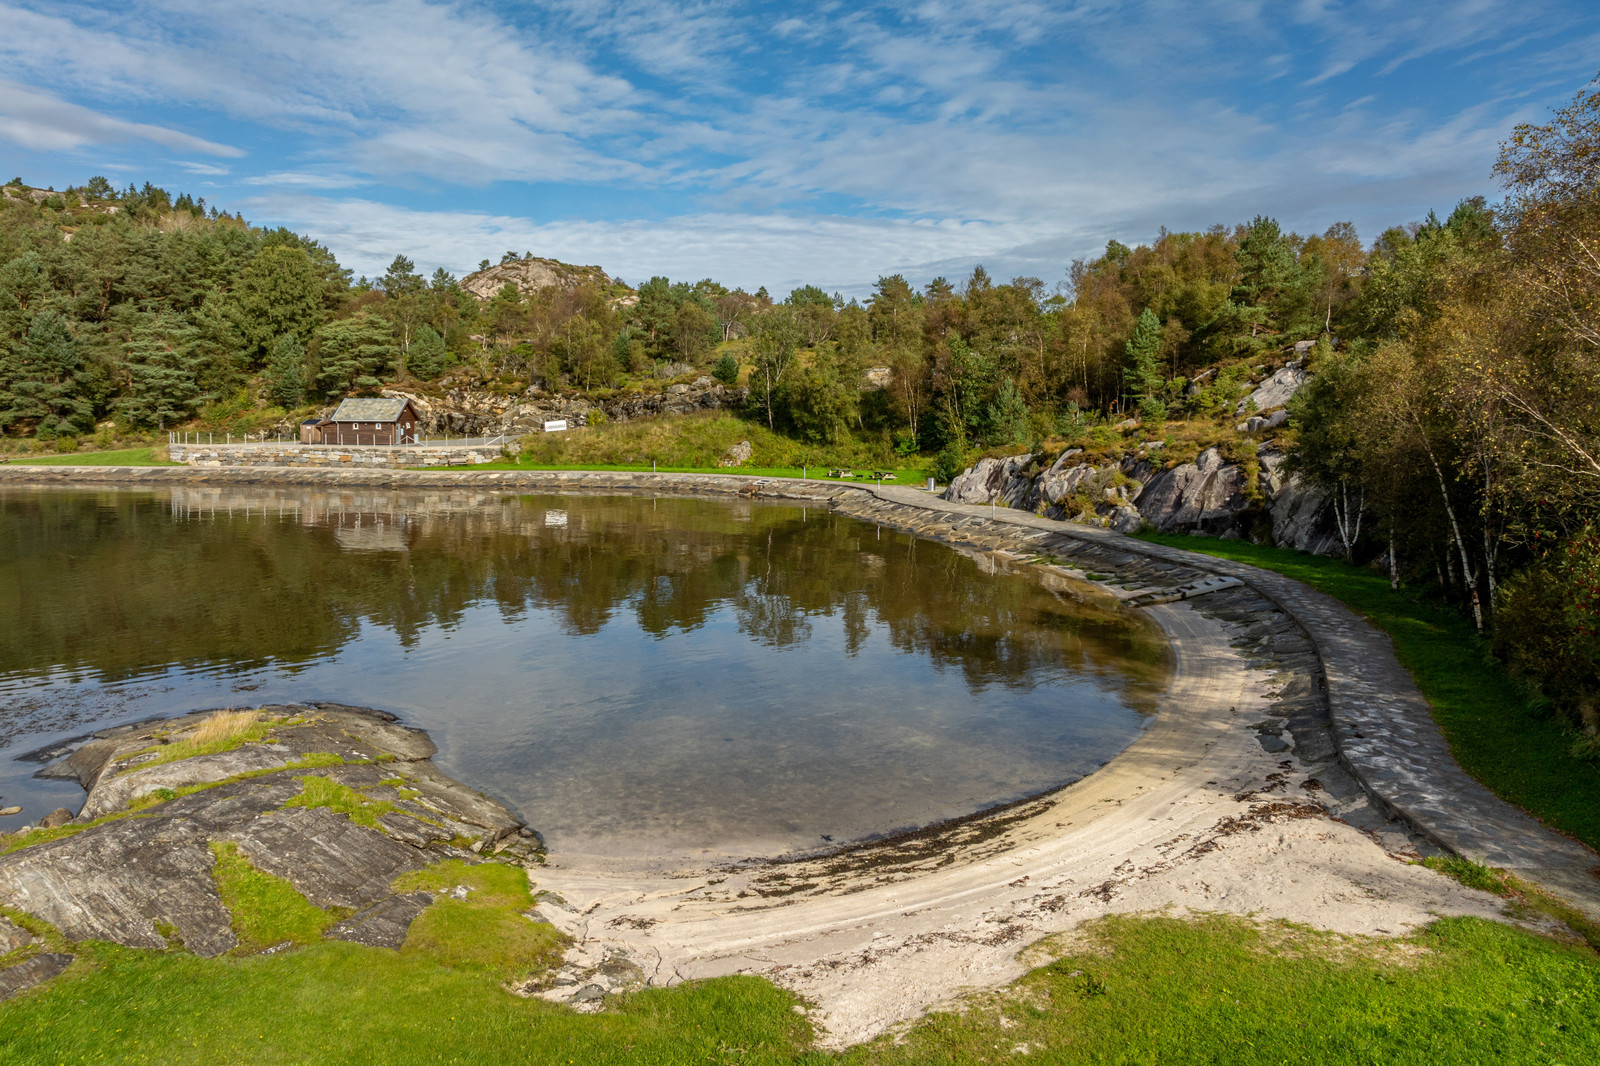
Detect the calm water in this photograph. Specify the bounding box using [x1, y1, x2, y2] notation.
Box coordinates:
[0, 486, 1171, 862]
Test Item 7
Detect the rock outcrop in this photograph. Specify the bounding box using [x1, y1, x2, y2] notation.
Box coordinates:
[943, 441, 1340, 555]
[459, 257, 617, 302]
[380, 377, 746, 438]
[0, 705, 541, 998]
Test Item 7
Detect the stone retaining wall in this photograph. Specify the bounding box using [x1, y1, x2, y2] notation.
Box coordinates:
[167, 442, 504, 468]
[3, 463, 1596, 918]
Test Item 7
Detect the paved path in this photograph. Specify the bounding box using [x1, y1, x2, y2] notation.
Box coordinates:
[5, 464, 1597, 918]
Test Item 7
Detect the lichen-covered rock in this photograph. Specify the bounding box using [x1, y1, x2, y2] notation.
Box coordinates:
[0, 705, 538, 960]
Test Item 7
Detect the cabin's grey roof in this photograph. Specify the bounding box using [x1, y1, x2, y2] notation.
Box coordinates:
[329, 398, 411, 423]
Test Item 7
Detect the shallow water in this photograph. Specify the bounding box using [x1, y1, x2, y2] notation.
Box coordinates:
[0, 485, 1171, 861]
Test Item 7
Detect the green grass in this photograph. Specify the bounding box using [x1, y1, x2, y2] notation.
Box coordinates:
[392, 860, 566, 980]
[2, 912, 1594, 1065]
[282, 776, 396, 828]
[5, 446, 180, 466]
[210, 842, 338, 952]
[844, 914, 1600, 1065]
[1137, 531, 1600, 851]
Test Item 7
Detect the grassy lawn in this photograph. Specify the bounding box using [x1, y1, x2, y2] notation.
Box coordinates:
[4, 447, 180, 466]
[1137, 531, 1600, 852]
[3, 910, 1595, 1065]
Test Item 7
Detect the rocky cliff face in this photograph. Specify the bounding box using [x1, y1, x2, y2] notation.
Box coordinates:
[943, 442, 1341, 555]
[379, 377, 746, 438]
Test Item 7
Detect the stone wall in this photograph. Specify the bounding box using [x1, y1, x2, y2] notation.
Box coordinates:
[168, 442, 503, 468]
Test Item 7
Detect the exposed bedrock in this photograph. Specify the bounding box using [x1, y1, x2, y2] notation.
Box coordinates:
[944, 444, 1341, 556]
[0, 705, 540, 989]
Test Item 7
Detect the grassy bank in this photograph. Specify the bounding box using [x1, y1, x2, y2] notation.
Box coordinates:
[4, 447, 180, 466]
[494, 410, 926, 480]
[1137, 532, 1600, 852]
[3, 909, 1595, 1065]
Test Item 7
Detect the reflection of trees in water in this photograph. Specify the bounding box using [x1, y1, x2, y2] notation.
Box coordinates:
[0, 488, 1168, 698]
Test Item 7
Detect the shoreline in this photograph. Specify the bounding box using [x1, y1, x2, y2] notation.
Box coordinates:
[4, 462, 1597, 1042]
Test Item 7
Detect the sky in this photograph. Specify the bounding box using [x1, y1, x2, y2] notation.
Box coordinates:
[1, 1, 1598, 297]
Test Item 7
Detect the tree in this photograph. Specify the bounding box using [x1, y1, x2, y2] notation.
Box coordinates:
[116, 313, 207, 427]
[984, 377, 1031, 447]
[1124, 308, 1166, 422]
[712, 351, 739, 385]
[314, 314, 394, 398]
[751, 307, 802, 430]
[230, 245, 325, 361]
[407, 324, 449, 381]
[381, 254, 426, 375]
[0, 309, 93, 434]
[263, 333, 307, 409]
[785, 347, 856, 444]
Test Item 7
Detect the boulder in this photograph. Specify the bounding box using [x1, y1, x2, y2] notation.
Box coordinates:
[719, 440, 753, 467]
[941, 455, 1036, 507]
[1259, 450, 1341, 556]
[1237, 366, 1307, 415]
[1133, 447, 1250, 536]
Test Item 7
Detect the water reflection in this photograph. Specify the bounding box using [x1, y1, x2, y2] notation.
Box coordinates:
[0, 486, 1171, 862]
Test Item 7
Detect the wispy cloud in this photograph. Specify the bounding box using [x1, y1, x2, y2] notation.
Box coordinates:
[2, 0, 1596, 288]
[0, 79, 242, 156]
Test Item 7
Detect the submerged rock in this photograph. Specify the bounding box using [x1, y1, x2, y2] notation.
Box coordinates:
[0, 705, 540, 965]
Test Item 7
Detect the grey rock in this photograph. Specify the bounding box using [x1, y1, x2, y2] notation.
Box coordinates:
[1236, 366, 1307, 415]
[39, 808, 72, 830]
[1133, 447, 1250, 536]
[0, 953, 73, 1001]
[571, 984, 606, 1003]
[0, 807, 18, 817]
[0, 916, 32, 954]
[1259, 452, 1341, 556]
[1257, 734, 1291, 753]
[325, 892, 434, 949]
[718, 440, 753, 467]
[941, 455, 1036, 507]
[0, 706, 530, 957]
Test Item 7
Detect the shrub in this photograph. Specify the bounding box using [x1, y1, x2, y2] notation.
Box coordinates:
[711, 351, 739, 385]
[1496, 526, 1600, 740]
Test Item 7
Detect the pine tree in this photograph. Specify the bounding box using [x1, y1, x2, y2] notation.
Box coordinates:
[407, 324, 448, 380]
[0, 309, 93, 434]
[314, 314, 394, 398]
[263, 333, 307, 408]
[116, 313, 207, 428]
[1125, 308, 1167, 423]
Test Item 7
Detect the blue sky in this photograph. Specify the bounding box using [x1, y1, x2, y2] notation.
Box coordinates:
[2, 1, 1597, 296]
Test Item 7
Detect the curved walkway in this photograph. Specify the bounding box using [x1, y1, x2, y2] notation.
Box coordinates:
[5, 463, 1596, 920]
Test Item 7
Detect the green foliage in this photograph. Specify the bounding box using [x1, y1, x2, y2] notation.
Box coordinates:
[262, 332, 307, 408]
[407, 323, 448, 380]
[983, 376, 1030, 446]
[1495, 526, 1600, 739]
[116, 312, 210, 427]
[313, 313, 394, 398]
[0, 309, 93, 435]
[932, 438, 970, 484]
[231, 244, 326, 361]
[712, 350, 739, 385]
[1124, 308, 1167, 422]
[209, 841, 336, 951]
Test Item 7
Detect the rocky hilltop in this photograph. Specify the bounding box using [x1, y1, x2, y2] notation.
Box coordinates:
[459, 256, 620, 301]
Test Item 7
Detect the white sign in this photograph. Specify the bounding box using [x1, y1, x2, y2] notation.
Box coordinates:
[543, 419, 568, 432]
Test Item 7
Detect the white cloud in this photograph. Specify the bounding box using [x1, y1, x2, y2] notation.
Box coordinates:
[0, 80, 243, 156]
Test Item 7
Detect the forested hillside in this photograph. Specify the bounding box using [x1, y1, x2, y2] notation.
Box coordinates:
[1, 78, 1597, 739]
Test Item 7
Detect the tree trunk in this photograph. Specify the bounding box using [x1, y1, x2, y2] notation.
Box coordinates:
[1414, 416, 1484, 631]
